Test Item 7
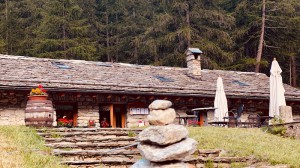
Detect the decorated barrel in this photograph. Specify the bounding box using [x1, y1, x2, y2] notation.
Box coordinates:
[25, 96, 54, 127]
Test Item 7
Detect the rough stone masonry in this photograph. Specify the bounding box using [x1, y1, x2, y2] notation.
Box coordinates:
[131, 100, 198, 168]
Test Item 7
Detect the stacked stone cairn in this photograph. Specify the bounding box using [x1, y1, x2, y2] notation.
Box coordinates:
[131, 100, 198, 168]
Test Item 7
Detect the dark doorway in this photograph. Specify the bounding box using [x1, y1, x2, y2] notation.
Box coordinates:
[114, 105, 123, 128]
[99, 104, 111, 128]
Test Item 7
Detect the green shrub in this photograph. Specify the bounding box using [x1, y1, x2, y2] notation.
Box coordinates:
[267, 125, 287, 136]
[128, 130, 137, 137]
[204, 159, 214, 168]
[266, 117, 287, 136]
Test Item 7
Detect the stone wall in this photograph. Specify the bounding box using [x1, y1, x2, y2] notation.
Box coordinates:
[0, 108, 25, 125]
[76, 97, 100, 127]
[0, 92, 27, 125]
[77, 108, 100, 127]
[126, 114, 149, 128]
[278, 122, 300, 139]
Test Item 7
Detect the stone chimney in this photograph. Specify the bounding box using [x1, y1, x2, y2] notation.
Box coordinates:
[185, 48, 203, 77]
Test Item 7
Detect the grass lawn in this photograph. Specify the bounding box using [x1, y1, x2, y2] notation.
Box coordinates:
[188, 126, 300, 167]
[0, 126, 68, 168]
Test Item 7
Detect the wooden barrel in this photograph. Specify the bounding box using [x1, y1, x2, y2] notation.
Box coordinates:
[25, 99, 54, 127]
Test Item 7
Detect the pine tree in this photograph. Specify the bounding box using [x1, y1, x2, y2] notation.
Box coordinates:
[0, 0, 40, 55]
[33, 0, 97, 60]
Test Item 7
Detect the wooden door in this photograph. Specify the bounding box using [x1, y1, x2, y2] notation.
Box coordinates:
[111, 104, 126, 128]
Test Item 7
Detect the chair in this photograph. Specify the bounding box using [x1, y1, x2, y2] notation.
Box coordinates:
[246, 114, 261, 128]
[224, 104, 244, 127]
[176, 112, 197, 126]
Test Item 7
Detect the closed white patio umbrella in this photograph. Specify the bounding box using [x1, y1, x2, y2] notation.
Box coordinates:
[214, 76, 228, 121]
[269, 58, 286, 117]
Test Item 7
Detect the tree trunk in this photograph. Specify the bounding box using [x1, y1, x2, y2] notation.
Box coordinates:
[115, 13, 118, 62]
[291, 56, 297, 87]
[62, 2, 66, 58]
[186, 3, 191, 47]
[133, 8, 138, 64]
[255, 0, 266, 73]
[154, 46, 158, 62]
[134, 43, 138, 64]
[105, 12, 110, 62]
[5, 0, 9, 54]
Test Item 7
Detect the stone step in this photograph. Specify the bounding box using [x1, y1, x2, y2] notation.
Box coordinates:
[53, 149, 140, 156]
[198, 149, 221, 157]
[46, 141, 136, 149]
[36, 128, 143, 133]
[59, 155, 251, 166]
[61, 155, 137, 165]
[68, 164, 130, 168]
[183, 156, 251, 163]
[44, 136, 136, 143]
[37, 131, 136, 138]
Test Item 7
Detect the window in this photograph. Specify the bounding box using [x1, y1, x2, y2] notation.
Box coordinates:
[130, 108, 149, 115]
[154, 75, 174, 82]
[52, 62, 71, 69]
[232, 80, 249, 86]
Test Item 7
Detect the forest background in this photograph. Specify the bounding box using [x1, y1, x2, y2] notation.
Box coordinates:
[0, 0, 299, 86]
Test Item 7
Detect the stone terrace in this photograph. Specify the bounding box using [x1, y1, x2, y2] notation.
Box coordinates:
[36, 128, 263, 168]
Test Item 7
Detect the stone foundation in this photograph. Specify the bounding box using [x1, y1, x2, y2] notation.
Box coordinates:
[126, 114, 149, 128]
[77, 108, 100, 127]
[0, 108, 25, 125]
[0, 92, 27, 125]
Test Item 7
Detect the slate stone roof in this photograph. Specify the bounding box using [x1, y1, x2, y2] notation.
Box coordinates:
[1, 54, 300, 100]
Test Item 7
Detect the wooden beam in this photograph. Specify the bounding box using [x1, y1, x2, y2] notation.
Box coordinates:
[109, 104, 115, 128]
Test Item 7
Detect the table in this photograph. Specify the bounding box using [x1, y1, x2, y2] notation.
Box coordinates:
[176, 114, 197, 126]
[191, 107, 218, 126]
[192, 107, 218, 111]
[208, 121, 228, 127]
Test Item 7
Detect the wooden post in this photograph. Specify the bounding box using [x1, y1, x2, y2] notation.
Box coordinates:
[110, 104, 115, 128]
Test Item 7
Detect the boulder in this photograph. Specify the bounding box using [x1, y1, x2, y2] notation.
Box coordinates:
[130, 158, 190, 168]
[147, 108, 176, 125]
[149, 100, 172, 110]
[138, 138, 197, 162]
[137, 124, 188, 145]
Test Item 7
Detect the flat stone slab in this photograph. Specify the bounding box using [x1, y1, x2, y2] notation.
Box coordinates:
[148, 100, 172, 110]
[138, 138, 197, 162]
[131, 159, 190, 168]
[137, 124, 188, 145]
[147, 108, 176, 125]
